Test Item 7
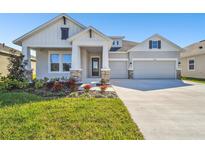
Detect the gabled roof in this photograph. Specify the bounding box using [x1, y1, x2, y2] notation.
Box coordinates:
[13, 14, 87, 46]
[181, 40, 205, 58]
[110, 40, 138, 52]
[0, 43, 21, 55]
[68, 26, 113, 42]
[128, 34, 182, 52]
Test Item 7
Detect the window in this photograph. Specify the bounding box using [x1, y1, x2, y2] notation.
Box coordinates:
[149, 40, 161, 49]
[50, 54, 60, 72]
[49, 53, 72, 72]
[61, 28, 69, 40]
[113, 41, 115, 45]
[116, 41, 119, 45]
[152, 41, 158, 48]
[62, 54, 72, 72]
[188, 59, 195, 71]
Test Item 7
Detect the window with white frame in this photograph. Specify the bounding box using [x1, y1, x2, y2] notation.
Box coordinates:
[62, 54, 72, 72]
[50, 54, 60, 72]
[188, 59, 195, 71]
[152, 41, 159, 48]
[49, 53, 72, 72]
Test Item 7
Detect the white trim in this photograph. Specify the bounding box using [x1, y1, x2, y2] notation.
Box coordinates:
[13, 14, 86, 46]
[132, 58, 178, 79]
[48, 51, 72, 74]
[109, 52, 128, 54]
[90, 56, 101, 77]
[128, 34, 182, 52]
[187, 57, 195, 72]
[68, 26, 112, 42]
[109, 58, 128, 61]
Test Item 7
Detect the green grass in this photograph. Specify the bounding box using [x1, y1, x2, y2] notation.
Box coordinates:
[0, 92, 143, 140]
[182, 77, 205, 84]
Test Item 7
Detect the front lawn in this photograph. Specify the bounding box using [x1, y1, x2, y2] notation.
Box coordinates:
[0, 92, 143, 140]
[182, 77, 205, 84]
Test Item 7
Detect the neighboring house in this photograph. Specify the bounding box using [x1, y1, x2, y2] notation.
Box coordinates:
[13, 14, 181, 81]
[181, 40, 205, 79]
[0, 43, 36, 77]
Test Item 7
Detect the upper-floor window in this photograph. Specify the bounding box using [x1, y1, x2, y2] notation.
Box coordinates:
[188, 59, 195, 71]
[61, 28, 69, 40]
[112, 40, 120, 47]
[149, 40, 161, 49]
[116, 41, 119, 45]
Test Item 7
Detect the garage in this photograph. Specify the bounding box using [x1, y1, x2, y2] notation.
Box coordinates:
[133, 60, 176, 79]
[109, 61, 128, 78]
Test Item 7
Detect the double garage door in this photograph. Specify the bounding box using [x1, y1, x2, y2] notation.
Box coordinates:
[133, 60, 176, 79]
[110, 60, 176, 79]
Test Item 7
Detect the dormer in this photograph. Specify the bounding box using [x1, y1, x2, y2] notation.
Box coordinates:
[110, 36, 125, 48]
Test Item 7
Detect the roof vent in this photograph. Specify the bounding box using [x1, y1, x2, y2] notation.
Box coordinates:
[199, 46, 203, 49]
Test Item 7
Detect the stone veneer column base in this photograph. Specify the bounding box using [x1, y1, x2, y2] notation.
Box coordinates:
[128, 70, 133, 79]
[101, 69, 110, 83]
[70, 69, 82, 80]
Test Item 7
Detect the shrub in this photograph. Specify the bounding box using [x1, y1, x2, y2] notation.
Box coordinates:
[100, 84, 108, 93]
[100, 79, 107, 85]
[52, 81, 63, 91]
[34, 80, 45, 89]
[46, 81, 54, 90]
[0, 78, 29, 91]
[68, 77, 78, 92]
[7, 50, 27, 81]
[83, 84, 92, 93]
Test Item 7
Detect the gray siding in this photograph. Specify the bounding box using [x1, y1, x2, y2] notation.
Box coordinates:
[129, 51, 180, 59]
[109, 53, 128, 59]
[36, 48, 71, 79]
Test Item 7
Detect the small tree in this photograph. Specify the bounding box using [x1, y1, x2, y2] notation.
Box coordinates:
[7, 50, 27, 81]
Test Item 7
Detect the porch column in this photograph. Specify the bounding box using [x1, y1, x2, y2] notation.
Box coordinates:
[102, 44, 109, 69]
[71, 45, 82, 80]
[22, 45, 32, 80]
[101, 44, 110, 83]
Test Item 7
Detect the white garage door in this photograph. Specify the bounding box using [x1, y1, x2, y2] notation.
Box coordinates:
[110, 61, 128, 78]
[133, 60, 176, 79]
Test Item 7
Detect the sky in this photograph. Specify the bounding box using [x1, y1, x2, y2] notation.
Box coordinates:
[1, 13, 205, 51]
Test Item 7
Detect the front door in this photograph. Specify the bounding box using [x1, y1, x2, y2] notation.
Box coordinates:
[92, 57, 100, 77]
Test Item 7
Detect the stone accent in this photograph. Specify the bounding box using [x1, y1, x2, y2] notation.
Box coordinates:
[70, 70, 82, 80]
[101, 69, 110, 83]
[176, 70, 181, 79]
[128, 70, 133, 79]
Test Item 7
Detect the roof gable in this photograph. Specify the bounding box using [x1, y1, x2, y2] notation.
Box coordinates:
[128, 34, 182, 52]
[13, 14, 87, 46]
[68, 26, 112, 42]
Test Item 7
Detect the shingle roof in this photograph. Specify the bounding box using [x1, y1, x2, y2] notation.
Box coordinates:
[109, 40, 138, 52]
[181, 40, 205, 58]
[0, 43, 36, 61]
[0, 43, 21, 55]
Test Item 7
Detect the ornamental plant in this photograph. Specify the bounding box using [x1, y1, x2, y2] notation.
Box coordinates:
[100, 84, 108, 93]
[83, 84, 92, 93]
[52, 81, 63, 91]
[68, 77, 78, 92]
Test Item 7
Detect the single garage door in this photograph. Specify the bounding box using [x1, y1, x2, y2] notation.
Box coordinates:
[110, 61, 128, 78]
[133, 60, 176, 79]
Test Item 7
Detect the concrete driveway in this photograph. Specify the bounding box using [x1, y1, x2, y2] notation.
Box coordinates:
[111, 79, 205, 139]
